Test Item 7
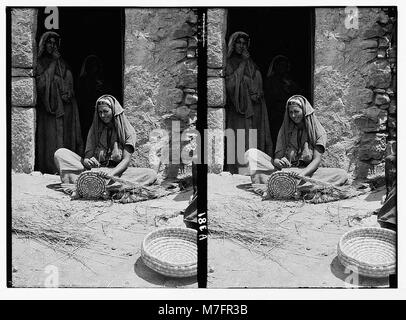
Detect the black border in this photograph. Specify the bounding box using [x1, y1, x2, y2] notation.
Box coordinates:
[196, 7, 208, 288]
[6, 6, 12, 288]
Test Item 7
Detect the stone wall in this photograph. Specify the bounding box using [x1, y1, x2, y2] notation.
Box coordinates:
[124, 8, 198, 177]
[207, 9, 227, 173]
[314, 7, 396, 179]
[11, 9, 37, 173]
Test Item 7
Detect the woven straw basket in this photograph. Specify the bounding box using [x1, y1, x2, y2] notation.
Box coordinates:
[337, 227, 396, 278]
[267, 171, 297, 199]
[76, 171, 106, 199]
[141, 227, 197, 278]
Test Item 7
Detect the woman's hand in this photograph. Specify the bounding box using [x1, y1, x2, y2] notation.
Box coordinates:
[97, 171, 109, 179]
[250, 92, 260, 102]
[83, 157, 100, 169]
[274, 157, 291, 169]
[52, 49, 61, 60]
[61, 92, 71, 103]
[288, 171, 301, 179]
[242, 48, 250, 60]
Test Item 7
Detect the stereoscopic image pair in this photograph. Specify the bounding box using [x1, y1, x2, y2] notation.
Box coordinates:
[9, 7, 397, 288]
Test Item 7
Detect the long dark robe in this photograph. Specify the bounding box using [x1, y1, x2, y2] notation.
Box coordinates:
[225, 54, 273, 174]
[35, 55, 83, 173]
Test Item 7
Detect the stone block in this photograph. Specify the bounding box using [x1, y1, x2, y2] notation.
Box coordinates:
[187, 49, 196, 58]
[167, 88, 184, 105]
[184, 94, 198, 105]
[354, 106, 387, 132]
[377, 11, 390, 24]
[207, 9, 226, 69]
[387, 116, 396, 129]
[207, 77, 225, 107]
[178, 72, 197, 88]
[354, 161, 386, 180]
[357, 88, 374, 104]
[378, 36, 390, 48]
[386, 140, 396, 156]
[12, 77, 36, 107]
[377, 49, 387, 59]
[11, 107, 36, 173]
[12, 68, 34, 77]
[12, 8, 37, 68]
[208, 68, 224, 77]
[184, 88, 196, 94]
[388, 128, 396, 139]
[207, 108, 225, 173]
[374, 88, 386, 94]
[173, 22, 195, 38]
[359, 133, 387, 161]
[188, 37, 197, 48]
[360, 39, 378, 49]
[388, 101, 396, 114]
[375, 93, 390, 105]
[170, 39, 188, 49]
[363, 23, 386, 38]
[367, 60, 392, 89]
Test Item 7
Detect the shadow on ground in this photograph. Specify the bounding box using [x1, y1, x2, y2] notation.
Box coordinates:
[133, 257, 197, 287]
[329, 256, 388, 287]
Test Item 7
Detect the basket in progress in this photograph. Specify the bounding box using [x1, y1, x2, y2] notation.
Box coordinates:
[337, 227, 396, 278]
[76, 171, 106, 199]
[141, 227, 197, 278]
[267, 171, 297, 199]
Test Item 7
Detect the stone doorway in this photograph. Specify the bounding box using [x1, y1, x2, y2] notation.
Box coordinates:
[225, 7, 314, 161]
[35, 7, 124, 145]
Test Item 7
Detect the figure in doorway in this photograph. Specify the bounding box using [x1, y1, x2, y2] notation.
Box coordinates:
[77, 55, 111, 142]
[35, 31, 83, 174]
[264, 55, 302, 153]
[225, 31, 273, 174]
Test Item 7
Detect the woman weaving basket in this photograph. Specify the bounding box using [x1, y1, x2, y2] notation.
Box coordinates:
[245, 95, 349, 187]
[54, 94, 157, 187]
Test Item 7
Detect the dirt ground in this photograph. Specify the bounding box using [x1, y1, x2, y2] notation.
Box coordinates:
[207, 173, 390, 288]
[11, 171, 391, 289]
[11, 172, 197, 288]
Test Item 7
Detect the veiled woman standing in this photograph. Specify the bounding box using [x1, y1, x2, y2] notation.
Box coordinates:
[35, 31, 83, 174]
[225, 31, 272, 174]
[264, 55, 302, 152]
[77, 55, 110, 142]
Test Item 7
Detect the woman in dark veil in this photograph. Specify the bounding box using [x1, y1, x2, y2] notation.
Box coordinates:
[264, 55, 302, 152]
[77, 55, 110, 141]
[35, 31, 83, 173]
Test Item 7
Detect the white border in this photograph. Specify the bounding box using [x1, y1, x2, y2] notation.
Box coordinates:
[1, 0, 405, 300]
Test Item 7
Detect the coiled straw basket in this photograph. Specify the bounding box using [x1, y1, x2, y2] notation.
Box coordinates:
[76, 171, 106, 199]
[337, 227, 396, 278]
[267, 171, 297, 199]
[141, 227, 197, 278]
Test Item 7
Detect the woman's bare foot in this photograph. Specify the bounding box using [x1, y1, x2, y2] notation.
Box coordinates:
[250, 170, 274, 184]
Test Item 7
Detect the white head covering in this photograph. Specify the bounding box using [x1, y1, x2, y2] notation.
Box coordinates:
[38, 31, 61, 57]
[227, 31, 250, 58]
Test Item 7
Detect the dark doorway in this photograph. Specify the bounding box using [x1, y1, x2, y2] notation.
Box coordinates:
[36, 7, 124, 144]
[227, 7, 314, 103]
[225, 7, 314, 164]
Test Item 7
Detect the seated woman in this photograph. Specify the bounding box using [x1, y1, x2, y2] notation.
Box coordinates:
[54, 94, 157, 186]
[245, 95, 349, 186]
